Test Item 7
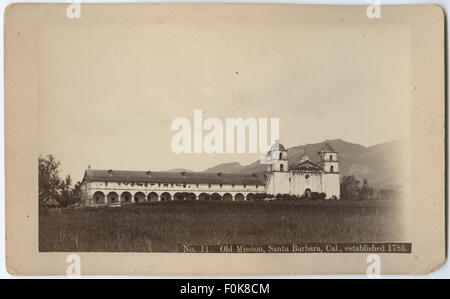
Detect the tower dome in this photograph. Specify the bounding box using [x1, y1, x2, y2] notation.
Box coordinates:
[270, 142, 286, 152]
[267, 140, 288, 172]
[317, 141, 339, 174]
[318, 142, 336, 153]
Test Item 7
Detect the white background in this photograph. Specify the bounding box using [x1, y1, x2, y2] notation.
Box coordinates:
[0, 0, 448, 279]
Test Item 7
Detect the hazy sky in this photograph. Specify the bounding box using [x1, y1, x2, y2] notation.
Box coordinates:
[38, 22, 411, 181]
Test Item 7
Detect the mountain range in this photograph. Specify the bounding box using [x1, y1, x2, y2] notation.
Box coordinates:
[200, 139, 407, 189]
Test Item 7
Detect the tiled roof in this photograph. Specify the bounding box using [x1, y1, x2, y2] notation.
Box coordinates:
[82, 169, 267, 185]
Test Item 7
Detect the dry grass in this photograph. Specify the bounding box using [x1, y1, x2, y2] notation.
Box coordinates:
[39, 200, 407, 252]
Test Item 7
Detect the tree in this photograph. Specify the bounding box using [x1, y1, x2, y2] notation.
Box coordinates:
[38, 155, 63, 206]
[340, 175, 360, 200]
[340, 176, 375, 200]
[39, 154, 80, 208]
[359, 179, 374, 200]
[72, 181, 82, 204]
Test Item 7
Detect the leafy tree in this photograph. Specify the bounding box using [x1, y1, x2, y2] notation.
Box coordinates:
[58, 175, 73, 207]
[38, 155, 63, 206]
[359, 179, 374, 200]
[340, 175, 361, 200]
[340, 176, 375, 200]
[39, 154, 80, 208]
[72, 181, 82, 204]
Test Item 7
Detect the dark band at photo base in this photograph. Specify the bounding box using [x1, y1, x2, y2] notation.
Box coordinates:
[178, 243, 412, 253]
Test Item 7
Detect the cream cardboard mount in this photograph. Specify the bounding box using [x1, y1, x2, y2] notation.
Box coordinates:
[4, 4, 446, 276]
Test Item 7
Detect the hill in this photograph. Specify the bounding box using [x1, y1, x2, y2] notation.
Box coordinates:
[202, 139, 407, 189]
[203, 162, 243, 173]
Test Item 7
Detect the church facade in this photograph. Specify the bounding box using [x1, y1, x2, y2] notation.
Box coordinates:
[80, 143, 340, 206]
[264, 143, 340, 199]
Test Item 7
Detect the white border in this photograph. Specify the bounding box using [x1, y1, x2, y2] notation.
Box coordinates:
[0, 0, 448, 279]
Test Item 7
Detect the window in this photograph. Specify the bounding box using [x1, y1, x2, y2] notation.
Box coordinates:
[243, 185, 246, 188]
[256, 185, 259, 188]
[329, 154, 333, 161]
[279, 153, 282, 159]
[196, 184, 199, 188]
[330, 165, 334, 173]
[232, 184, 235, 188]
[220, 184, 223, 188]
[208, 184, 211, 188]
[280, 164, 284, 172]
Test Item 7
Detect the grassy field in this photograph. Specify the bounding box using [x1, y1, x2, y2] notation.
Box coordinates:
[39, 200, 407, 252]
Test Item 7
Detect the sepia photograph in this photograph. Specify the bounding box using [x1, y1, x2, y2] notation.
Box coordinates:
[3, 3, 445, 276]
[36, 5, 412, 253]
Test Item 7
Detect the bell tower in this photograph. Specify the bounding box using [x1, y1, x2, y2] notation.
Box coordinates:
[317, 142, 339, 173]
[264, 140, 291, 196]
[267, 140, 288, 172]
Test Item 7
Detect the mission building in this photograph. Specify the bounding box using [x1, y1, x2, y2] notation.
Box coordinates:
[80, 142, 340, 206]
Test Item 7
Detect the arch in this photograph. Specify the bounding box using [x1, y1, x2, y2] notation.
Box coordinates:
[174, 192, 187, 201]
[187, 193, 197, 201]
[93, 191, 105, 204]
[107, 191, 119, 204]
[280, 164, 284, 172]
[120, 191, 132, 204]
[330, 165, 334, 173]
[246, 193, 255, 201]
[161, 192, 172, 201]
[304, 188, 312, 199]
[133, 192, 146, 203]
[199, 193, 210, 201]
[235, 193, 244, 201]
[147, 192, 159, 202]
[223, 193, 233, 201]
[211, 193, 222, 201]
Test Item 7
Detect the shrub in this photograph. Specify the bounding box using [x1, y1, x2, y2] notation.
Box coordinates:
[310, 192, 326, 200]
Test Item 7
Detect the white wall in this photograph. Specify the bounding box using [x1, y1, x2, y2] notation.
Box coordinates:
[266, 171, 340, 198]
[322, 173, 340, 198]
[87, 181, 263, 194]
[83, 180, 265, 205]
[290, 172, 323, 195]
[265, 172, 291, 194]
